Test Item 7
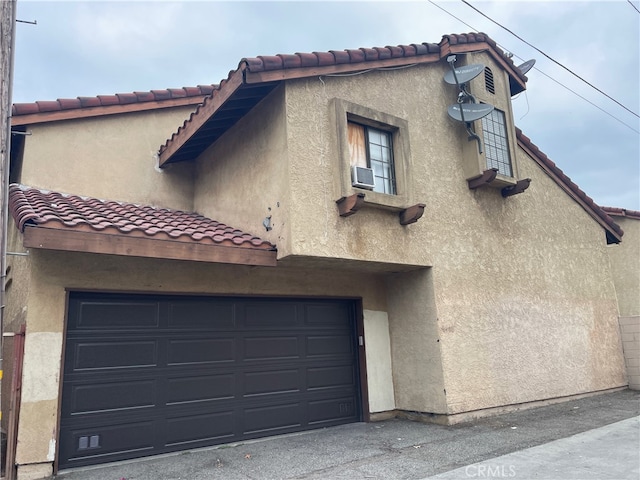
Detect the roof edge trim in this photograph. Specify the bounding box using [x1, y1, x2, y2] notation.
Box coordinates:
[516, 128, 623, 243]
[158, 68, 246, 167]
[22, 225, 278, 267]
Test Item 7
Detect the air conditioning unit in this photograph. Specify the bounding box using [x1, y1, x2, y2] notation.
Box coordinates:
[351, 165, 375, 190]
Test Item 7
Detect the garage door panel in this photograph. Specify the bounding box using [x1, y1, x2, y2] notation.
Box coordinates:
[308, 365, 356, 390]
[168, 302, 236, 329]
[244, 302, 298, 328]
[307, 334, 353, 357]
[75, 302, 160, 329]
[308, 396, 358, 425]
[167, 338, 236, 365]
[305, 304, 352, 328]
[61, 294, 361, 469]
[243, 335, 300, 360]
[165, 411, 235, 447]
[61, 420, 156, 467]
[243, 368, 301, 396]
[67, 379, 157, 415]
[166, 373, 236, 405]
[69, 340, 158, 371]
[243, 402, 302, 435]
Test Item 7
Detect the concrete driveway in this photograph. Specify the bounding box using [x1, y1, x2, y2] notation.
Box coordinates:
[51, 389, 639, 480]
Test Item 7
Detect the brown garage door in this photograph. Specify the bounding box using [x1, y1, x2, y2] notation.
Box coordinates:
[59, 292, 361, 469]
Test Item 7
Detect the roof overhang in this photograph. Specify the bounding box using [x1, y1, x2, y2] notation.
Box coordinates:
[159, 68, 280, 166]
[158, 33, 527, 167]
[22, 225, 277, 267]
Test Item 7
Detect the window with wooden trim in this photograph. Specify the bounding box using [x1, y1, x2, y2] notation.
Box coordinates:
[334, 99, 411, 210]
[348, 122, 396, 195]
[481, 108, 512, 177]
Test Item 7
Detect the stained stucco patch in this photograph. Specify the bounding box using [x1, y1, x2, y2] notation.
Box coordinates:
[364, 309, 396, 412]
[22, 331, 63, 402]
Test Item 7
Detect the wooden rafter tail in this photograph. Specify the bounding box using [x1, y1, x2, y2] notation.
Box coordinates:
[468, 168, 498, 189]
[502, 178, 531, 197]
[336, 193, 366, 217]
[399, 203, 426, 225]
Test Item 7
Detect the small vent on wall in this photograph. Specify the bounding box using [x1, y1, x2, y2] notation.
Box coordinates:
[484, 67, 495, 94]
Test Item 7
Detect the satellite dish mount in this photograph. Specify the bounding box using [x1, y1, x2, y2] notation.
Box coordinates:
[444, 55, 495, 155]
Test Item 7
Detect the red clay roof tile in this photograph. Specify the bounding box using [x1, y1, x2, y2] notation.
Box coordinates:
[602, 207, 640, 219]
[12, 85, 216, 117]
[8, 184, 275, 251]
[78, 96, 102, 108]
[314, 51, 335, 66]
[57, 98, 82, 110]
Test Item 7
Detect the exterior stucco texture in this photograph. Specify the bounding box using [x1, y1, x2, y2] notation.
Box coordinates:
[5, 48, 629, 479]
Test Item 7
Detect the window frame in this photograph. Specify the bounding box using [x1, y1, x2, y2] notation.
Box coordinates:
[334, 99, 412, 210]
[458, 53, 520, 188]
[348, 121, 397, 195]
[481, 108, 513, 178]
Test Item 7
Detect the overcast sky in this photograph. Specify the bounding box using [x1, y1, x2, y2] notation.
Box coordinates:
[11, 0, 640, 210]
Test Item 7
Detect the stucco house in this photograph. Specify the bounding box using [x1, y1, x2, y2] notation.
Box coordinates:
[1, 32, 630, 479]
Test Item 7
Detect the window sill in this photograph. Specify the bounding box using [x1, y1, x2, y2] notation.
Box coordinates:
[351, 187, 408, 212]
[336, 192, 425, 225]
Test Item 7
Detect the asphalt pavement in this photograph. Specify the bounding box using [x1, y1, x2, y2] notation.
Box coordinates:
[52, 389, 639, 480]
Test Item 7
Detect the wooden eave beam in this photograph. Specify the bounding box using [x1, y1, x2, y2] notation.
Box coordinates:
[23, 226, 277, 267]
[501, 178, 531, 197]
[244, 54, 441, 84]
[10, 96, 208, 127]
[158, 68, 246, 167]
[399, 203, 426, 225]
[518, 140, 622, 244]
[336, 193, 366, 217]
[468, 168, 498, 189]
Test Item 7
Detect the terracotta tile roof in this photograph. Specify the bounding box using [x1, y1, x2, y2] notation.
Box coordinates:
[240, 32, 524, 84]
[158, 32, 527, 165]
[11, 86, 217, 126]
[8, 184, 275, 250]
[602, 207, 640, 220]
[515, 128, 623, 243]
[12, 85, 215, 116]
[240, 41, 441, 72]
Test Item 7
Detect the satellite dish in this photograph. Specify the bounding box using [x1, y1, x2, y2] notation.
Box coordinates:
[447, 103, 495, 122]
[444, 64, 485, 85]
[517, 59, 536, 75]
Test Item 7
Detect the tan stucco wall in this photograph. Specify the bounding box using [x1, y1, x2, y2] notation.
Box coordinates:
[194, 85, 291, 256]
[278, 51, 625, 413]
[18, 107, 196, 211]
[14, 248, 391, 474]
[607, 216, 640, 390]
[387, 268, 447, 414]
[607, 216, 640, 317]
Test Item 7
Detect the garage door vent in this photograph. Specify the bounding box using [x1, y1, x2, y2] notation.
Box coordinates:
[78, 435, 100, 450]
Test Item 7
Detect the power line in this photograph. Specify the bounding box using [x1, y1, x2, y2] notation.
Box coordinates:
[628, 0, 640, 14]
[529, 65, 639, 134]
[426, 0, 639, 134]
[460, 0, 639, 118]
